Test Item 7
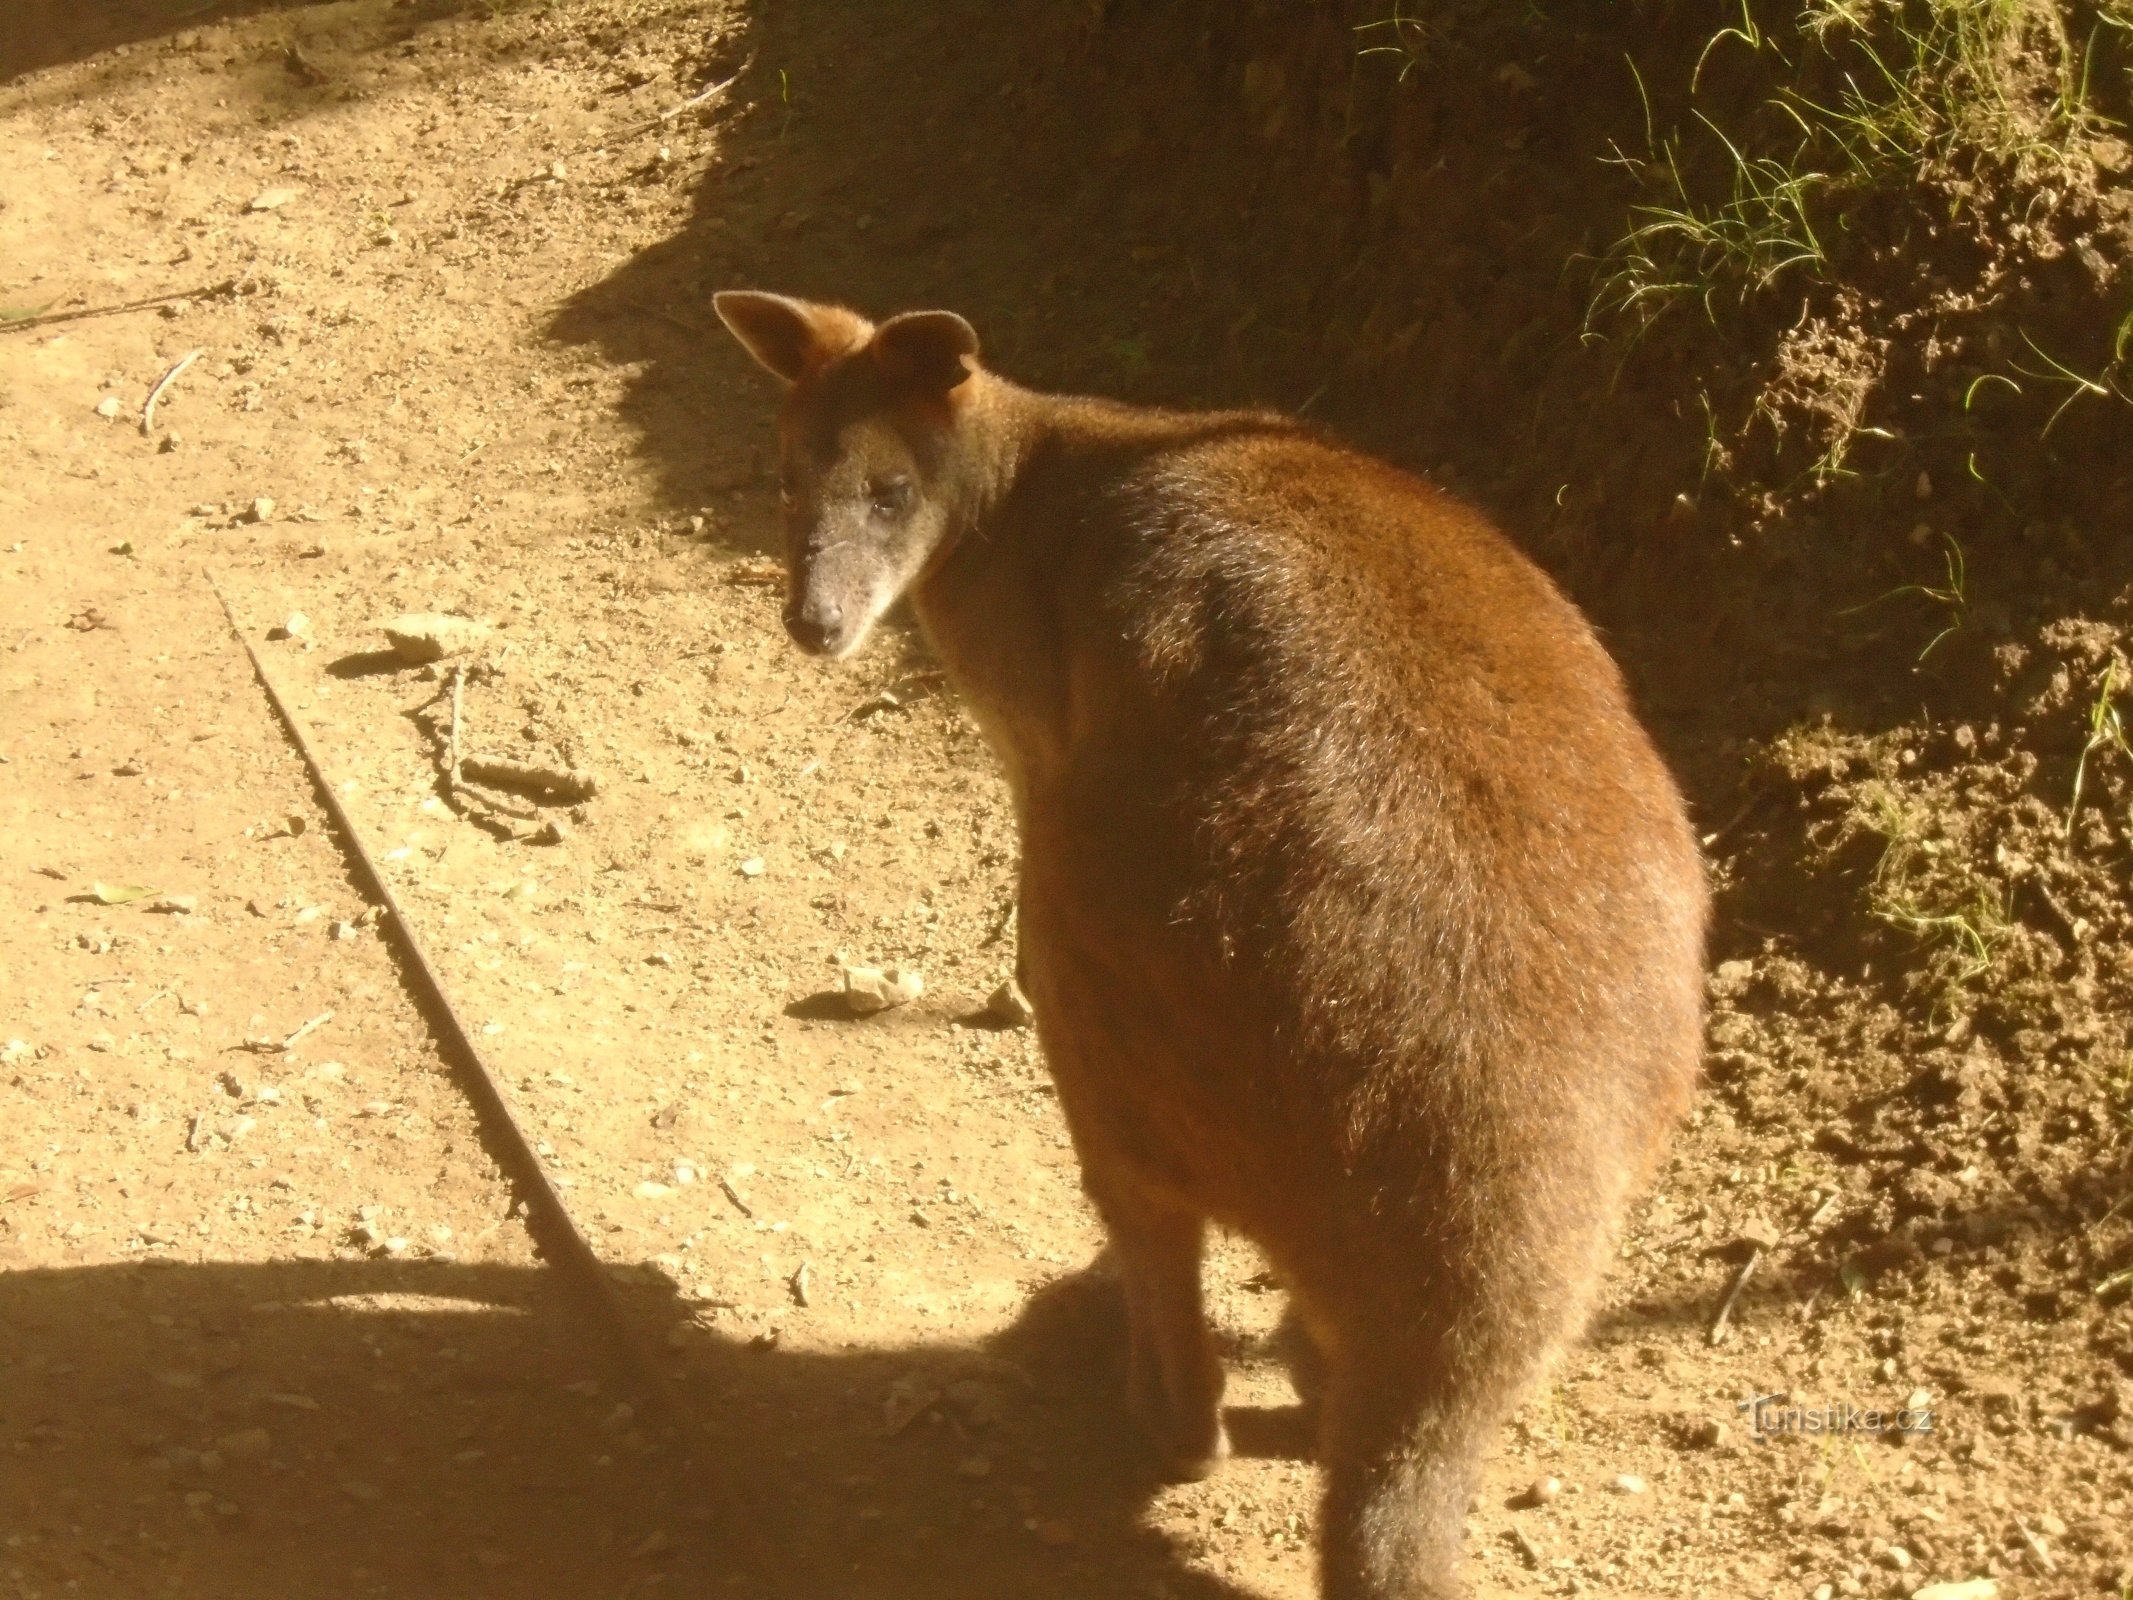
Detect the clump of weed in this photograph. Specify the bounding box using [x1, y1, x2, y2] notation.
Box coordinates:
[1594, 0, 2113, 328]
[1843, 777, 2009, 988]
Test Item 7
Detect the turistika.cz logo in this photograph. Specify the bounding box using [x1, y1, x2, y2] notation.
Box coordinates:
[1737, 1393, 1936, 1440]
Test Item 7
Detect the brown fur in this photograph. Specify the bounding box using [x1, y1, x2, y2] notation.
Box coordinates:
[713, 290, 1708, 1599]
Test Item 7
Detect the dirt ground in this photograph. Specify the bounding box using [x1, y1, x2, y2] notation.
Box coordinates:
[2, 2, 2129, 1598]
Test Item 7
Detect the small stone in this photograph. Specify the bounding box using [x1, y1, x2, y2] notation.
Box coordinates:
[1687, 1418, 1729, 1449]
[2036, 1513, 2067, 1538]
[1514, 1476, 1561, 1507]
[530, 818, 570, 846]
[267, 611, 307, 641]
[147, 894, 197, 915]
[1610, 1473, 1647, 1495]
[250, 186, 301, 211]
[1883, 1547, 1912, 1571]
[1737, 1216, 1781, 1251]
[242, 496, 276, 524]
[665, 1321, 693, 1350]
[1909, 1583, 1999, 1600]
[738, 856, 766, 877]
[380, 612, 493, 664]
[215, 1427, 272, 1461]
[94, 395, 122, 418]
[329, 920, 358, 941]
[985, 977, 1034, 1028]
[634, 1181, 675, 1200]
[842, 964, 923, 1017]
[1915, 470, 1933, 501]
[159, 432, 182, 454]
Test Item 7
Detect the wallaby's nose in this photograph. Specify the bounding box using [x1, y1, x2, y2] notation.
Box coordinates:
[785, 600, 842, 654]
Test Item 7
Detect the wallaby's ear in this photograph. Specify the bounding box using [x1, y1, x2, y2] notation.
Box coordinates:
[712, 291, 872, 385]
[871, 310, 980, 395]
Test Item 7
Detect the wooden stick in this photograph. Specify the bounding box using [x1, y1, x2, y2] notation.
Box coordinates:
[447, 663, 467, 792]
[1708, 1247, 1762, 1346]
[141, 348, 205, 436]
[205, 572, 677, 1423]
[459, 755, 597, 803]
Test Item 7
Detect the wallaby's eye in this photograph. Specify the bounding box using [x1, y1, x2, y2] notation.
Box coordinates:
[866, 477, 914, 520]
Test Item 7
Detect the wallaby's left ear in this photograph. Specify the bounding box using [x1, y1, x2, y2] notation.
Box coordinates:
[713, 290, 872, 385]
[871, 310, 980, 395]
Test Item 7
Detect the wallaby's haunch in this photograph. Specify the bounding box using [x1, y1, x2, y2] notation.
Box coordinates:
[714, 290, 1707, 1600]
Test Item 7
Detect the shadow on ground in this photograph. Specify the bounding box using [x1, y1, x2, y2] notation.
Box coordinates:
[0, 1255, 1276, 1600]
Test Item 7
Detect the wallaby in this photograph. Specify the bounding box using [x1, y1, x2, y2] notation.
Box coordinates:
[713, 290, 1707, 1600]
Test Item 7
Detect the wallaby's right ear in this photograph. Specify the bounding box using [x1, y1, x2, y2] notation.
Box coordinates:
[712, 291, 872, 385]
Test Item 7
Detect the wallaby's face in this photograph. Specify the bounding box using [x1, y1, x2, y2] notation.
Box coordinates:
[713, 291, 981, 660]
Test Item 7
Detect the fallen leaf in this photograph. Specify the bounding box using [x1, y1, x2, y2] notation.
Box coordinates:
[86, 882, 159, 905]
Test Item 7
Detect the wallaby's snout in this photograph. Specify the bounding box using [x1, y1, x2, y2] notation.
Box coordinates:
[782, 589, 845, 656]
[713, 289, 983, 662]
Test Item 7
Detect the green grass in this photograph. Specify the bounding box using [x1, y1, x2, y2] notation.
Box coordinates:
[1354, 4, 1434, 83]
[1839, 533, 1970, 660]
[1595, 95, 1830, 323]
[1595, 0, 2111, 327]
[2067, 659, 2132, 837]
[1848, 777, 2009, 985]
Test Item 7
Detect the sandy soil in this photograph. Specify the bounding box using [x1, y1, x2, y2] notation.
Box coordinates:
[2, 2, 2127, 1598]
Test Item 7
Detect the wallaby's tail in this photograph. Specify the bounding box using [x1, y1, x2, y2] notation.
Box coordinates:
[1317, 1339, 1512, 1600]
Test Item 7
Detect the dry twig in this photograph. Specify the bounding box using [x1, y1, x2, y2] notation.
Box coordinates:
[560, 56, 756, 156]
[0, 279, 238, 335]
[142, 348, 205, 436]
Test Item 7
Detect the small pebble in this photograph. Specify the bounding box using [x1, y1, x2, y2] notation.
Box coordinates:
[842, 964, 922, 1017]
[381, 612, 492, 664]
[985, 977, 1034, 1028]
[1610, 1473, 1647, 1495]
[215, 1427, 272, 1461]
[94, 395, 122, 418]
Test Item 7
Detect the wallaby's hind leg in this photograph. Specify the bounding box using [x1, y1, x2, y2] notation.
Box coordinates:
[1315, 1328, 1527, 1600]
[1088, 1178, 1228, 1480]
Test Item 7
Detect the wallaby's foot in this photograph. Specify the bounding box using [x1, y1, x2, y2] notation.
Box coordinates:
[1273, 1299, 1326, 1424]
[1129, 1354, 1230, 1480]
[1093, 1188, 1230, 1482]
